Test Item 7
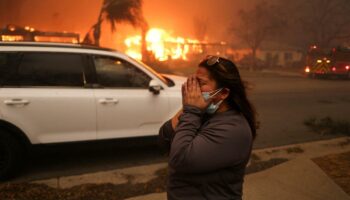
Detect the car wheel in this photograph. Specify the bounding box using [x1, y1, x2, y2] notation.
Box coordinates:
[0, 130, 24, 180]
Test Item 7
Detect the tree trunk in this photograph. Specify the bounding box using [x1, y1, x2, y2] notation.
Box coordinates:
[93, 8, 104, 46]
[93, 21, 102, 46]
[82, 26, 94, 44]
[83, 7, 104, 46]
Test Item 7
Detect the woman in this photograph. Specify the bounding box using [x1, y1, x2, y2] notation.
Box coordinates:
[159, 55, 258, 200]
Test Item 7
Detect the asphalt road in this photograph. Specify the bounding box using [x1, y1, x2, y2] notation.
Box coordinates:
[11, 71, 350, 182]
[243, 71, 350, 149]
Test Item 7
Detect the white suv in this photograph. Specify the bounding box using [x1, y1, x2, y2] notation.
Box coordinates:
[0, 42, 185, 179]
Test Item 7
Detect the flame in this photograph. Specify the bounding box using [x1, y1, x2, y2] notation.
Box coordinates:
[1, 35, 24, 41]
[125, 28, 203, 61]
[125, 35, 142, 60]
[34, 36, 79, 43]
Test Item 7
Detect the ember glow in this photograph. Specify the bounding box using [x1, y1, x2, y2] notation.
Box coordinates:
[125, 28, 205, 61]
[1, 35, 24, 41]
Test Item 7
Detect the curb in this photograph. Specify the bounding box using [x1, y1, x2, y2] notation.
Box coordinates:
[32, 137, 350, 189]
[260, 69, 303, 77]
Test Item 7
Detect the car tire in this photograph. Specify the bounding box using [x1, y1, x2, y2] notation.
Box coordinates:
[0, 130, 24, 180]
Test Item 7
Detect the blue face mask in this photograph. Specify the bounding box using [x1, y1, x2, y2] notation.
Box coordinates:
[206, 100, 224, 114]
[202, 88, 223, 114]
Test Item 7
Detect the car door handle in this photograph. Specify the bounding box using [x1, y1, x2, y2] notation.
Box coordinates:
[99, 98, 119, 104]
[4, 99, 30, 106]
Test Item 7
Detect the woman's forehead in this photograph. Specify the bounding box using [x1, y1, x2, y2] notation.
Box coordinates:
[195, 67, 210, 80]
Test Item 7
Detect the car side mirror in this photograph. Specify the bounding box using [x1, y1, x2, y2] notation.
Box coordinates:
[149, 80, 162, 95]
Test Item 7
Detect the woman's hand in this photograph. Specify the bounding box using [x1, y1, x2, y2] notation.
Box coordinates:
[182, 75, 211, 110]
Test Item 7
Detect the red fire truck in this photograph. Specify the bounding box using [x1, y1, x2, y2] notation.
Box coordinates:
[305, 45, 350, 79]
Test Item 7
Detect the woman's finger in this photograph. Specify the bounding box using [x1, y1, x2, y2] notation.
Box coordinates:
[190, 75, 196, 92]
[194, 77, 200, 97]
[185, 81, 189, 98]
[186, 77, 191, 93]
[187, 76, 192, 94]
[185, 76, 192, 99]
[182, 83, 187, 104]
[181, 83, 185, 96]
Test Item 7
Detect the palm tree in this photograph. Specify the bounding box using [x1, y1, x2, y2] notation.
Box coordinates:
[83, 0, 147, 46]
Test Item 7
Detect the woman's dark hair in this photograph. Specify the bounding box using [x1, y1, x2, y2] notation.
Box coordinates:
[199, 56, 258, 139]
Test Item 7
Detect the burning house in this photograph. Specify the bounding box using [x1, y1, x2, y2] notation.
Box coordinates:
[124, 28, 229, 62]
[0, 24, 80, 44]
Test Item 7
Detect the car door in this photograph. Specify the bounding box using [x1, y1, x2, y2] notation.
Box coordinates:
[0, 52, 96, 144]
[92, 55, 170, 139]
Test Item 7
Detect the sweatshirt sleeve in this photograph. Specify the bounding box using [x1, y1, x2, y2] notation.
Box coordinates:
[169, 105, 252, 174]
[158, 119, 175, 153]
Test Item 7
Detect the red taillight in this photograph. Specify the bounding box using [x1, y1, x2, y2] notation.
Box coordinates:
[346, 65, 349, 70]
[332, 67, 336, 72]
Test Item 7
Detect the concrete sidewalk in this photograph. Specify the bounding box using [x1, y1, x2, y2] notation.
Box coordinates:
[32, 137, 350, 200]
[126, 157, 350, 200]
[243, 158, 349, 200]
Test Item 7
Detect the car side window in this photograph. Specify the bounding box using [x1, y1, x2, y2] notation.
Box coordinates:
[17, 53, 85, 87]
[94, 56, 151, 88]
[0, 53, 20, 86]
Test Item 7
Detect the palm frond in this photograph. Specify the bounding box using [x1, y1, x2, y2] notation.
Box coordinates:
[103, 0, 146, 32]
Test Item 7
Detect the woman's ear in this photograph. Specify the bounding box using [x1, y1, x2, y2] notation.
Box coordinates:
[220, 88, 230, 100]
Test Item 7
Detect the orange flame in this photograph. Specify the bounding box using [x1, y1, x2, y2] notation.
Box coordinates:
[125, 28, 204, 61]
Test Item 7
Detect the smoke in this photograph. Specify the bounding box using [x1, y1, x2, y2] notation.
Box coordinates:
[143, 0, 248, 39]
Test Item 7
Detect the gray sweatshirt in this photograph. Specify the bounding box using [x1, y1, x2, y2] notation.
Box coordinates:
[158, 105, 253, 200]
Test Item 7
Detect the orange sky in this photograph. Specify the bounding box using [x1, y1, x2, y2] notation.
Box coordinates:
[1, 0, 255, 49]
